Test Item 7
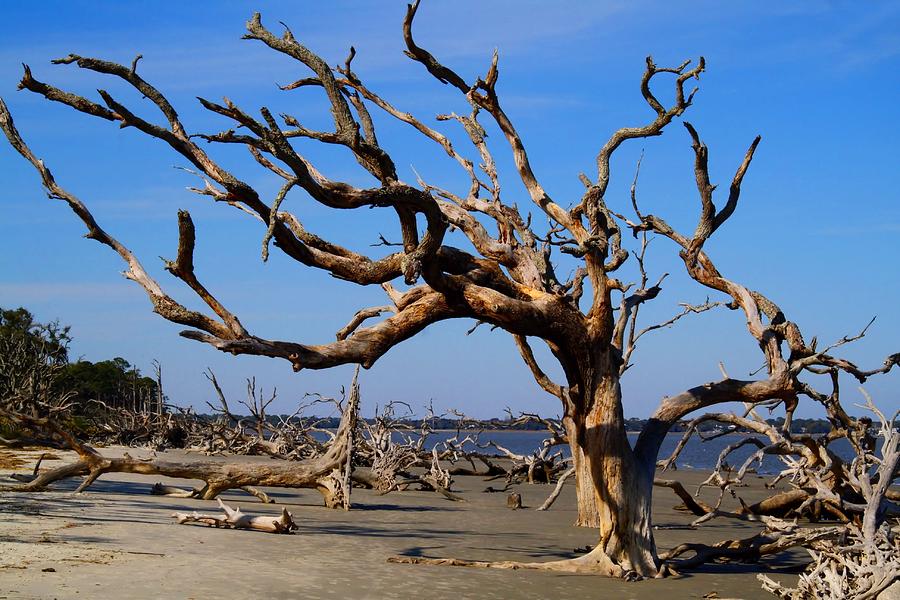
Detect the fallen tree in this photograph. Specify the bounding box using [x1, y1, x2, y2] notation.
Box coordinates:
[0, 371, 360, 509]
[1, 1, 896, 580]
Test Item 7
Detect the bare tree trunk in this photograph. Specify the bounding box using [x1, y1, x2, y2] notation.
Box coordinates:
[563, 375, 659, 576]
[564, 416, 600, 528]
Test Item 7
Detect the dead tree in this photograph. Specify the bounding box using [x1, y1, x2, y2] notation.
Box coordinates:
[352, 402, 467, 501]
[353, 401, 419, 491]
[1, 2, 896, 578]
[481, 411, 569, 485]
[0, 370, 361, 508]
[657, 393, 899, 595]
[660, 381, 900, 526]
[198, 370, 299, 459]
[755, 394, 899, 599]
[0, 320, 74, 422]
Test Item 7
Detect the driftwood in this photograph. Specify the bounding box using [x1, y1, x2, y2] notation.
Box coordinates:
[7, 452, 54, 484]
[660, 396, 900, 527]
[536, 466, 575, 512]
[151, 482, 275, 504]
[354, 402, 477, 501]
[173, 498, 297, 533]
[480, 412, 569, 485]
[0, 371, 361, 509]
[653, 478, 714, 517]
[756, 396, 900, 599]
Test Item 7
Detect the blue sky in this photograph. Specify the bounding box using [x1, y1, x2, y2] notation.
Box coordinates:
[1, 1, 898, 418]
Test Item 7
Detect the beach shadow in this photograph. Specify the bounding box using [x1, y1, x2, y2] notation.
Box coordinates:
[307, 523, 474, 539]
[669, 554, 808, 578]
[652, 523, 698, 530]
[80, 480, 168, 496]
[390, 545, 444, 558]
[477, 544, 575, 559]
[351, 502, 459, 512]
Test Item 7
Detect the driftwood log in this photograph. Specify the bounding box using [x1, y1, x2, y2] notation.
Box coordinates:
[173, 498, 297, 533]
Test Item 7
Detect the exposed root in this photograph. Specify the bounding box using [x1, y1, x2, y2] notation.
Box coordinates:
[388, 546, 644, 579]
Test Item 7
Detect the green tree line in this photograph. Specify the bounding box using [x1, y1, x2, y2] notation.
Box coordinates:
[1, 306, 162, 414]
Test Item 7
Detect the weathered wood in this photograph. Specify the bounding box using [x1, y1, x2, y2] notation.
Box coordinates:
[173, 498, 297, 533]
[653, 478, 713, 517]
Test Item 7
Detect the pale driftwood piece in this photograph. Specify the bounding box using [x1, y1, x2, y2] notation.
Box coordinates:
[537, 466, 575, 512]
[150, 482, 274, 503]
[151, 483, 196, 498]
[173, 498, 297, 533]
[2, 0, 897, 579]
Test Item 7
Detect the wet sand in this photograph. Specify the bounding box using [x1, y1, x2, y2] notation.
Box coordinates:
[0, 447, 804, 599]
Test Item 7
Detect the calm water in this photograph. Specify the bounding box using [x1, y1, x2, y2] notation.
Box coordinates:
[412, 430, 858, 475]
[309, 429, 859, 474]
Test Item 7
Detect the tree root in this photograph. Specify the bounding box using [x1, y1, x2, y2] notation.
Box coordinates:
[388, 546, 644, 579]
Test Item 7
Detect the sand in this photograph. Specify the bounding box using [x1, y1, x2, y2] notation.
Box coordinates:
[0, 447, 804, 599]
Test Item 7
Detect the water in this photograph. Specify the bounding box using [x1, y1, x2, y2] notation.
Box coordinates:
[411, 430, 858, 475]
[309, 428, 859, 474]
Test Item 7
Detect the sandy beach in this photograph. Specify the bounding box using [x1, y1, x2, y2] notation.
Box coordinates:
[1, 447, 807, 599]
